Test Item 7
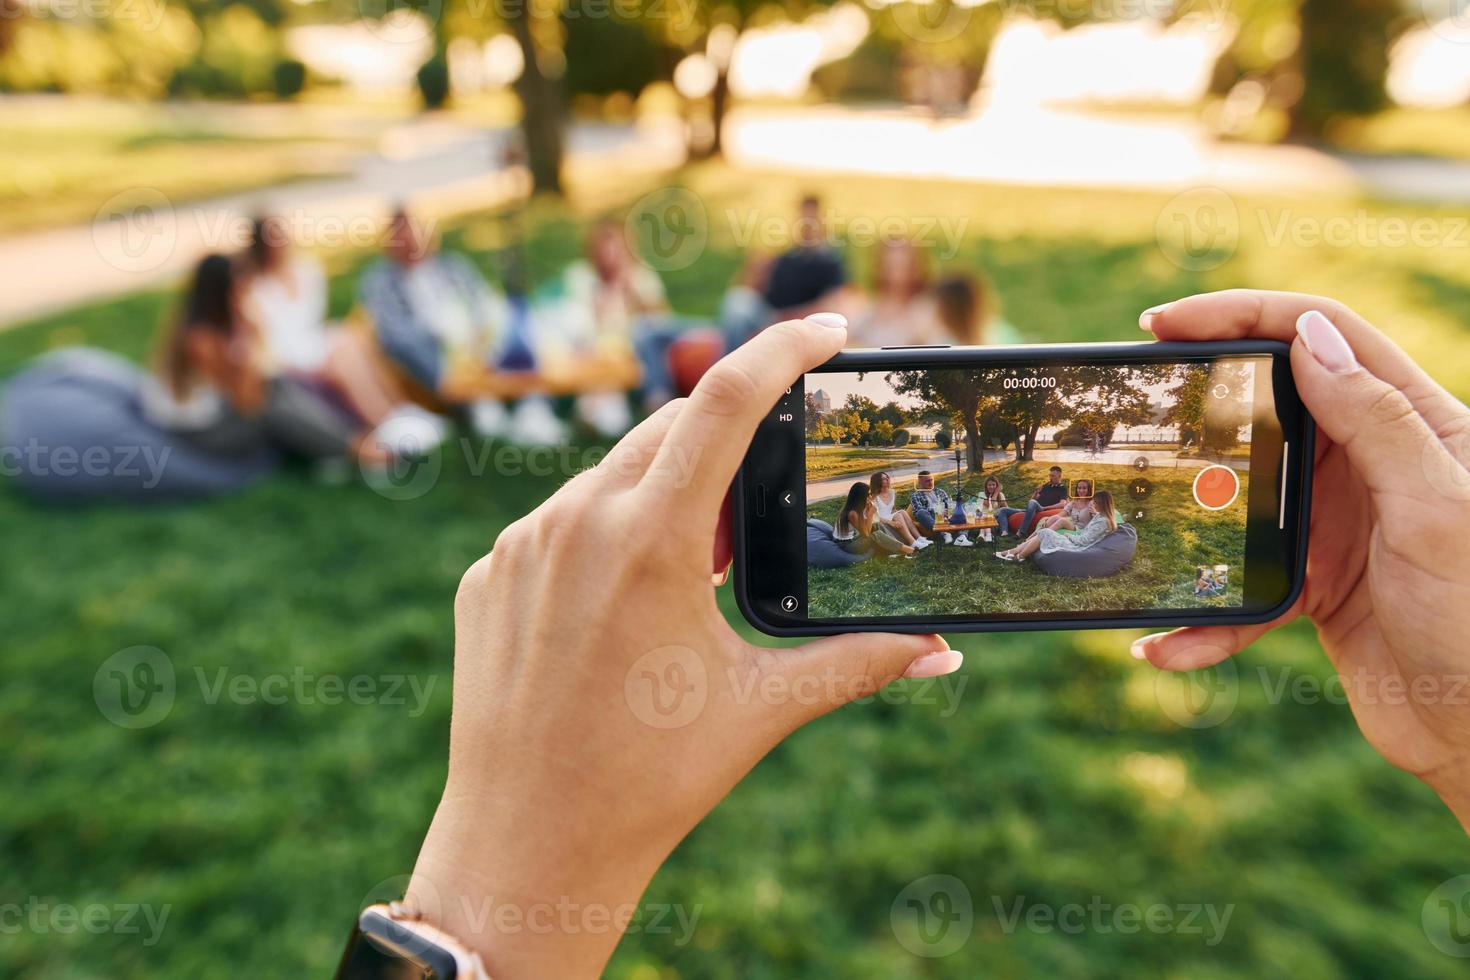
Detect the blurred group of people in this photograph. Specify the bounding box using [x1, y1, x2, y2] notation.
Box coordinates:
[142, 193, 1009, 478]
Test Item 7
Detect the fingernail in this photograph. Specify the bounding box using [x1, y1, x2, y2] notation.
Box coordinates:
[1131, 632, 1168, 660]
[1139, 304, 1171, 330]
[1296, 311, 1357, 374]
[805, 312, 848, 331]
[903, 650, 963, 679]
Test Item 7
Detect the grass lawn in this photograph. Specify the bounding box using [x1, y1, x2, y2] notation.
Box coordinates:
[804, 446, 937, 482]
[808, 463, 1246, 618]
[0, 100, 361, 236]
[5, 164, 1470, 978]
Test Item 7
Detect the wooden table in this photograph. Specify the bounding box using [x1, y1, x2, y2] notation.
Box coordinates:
[928, 515, 1000, 562]
[439, 352, 643, 402]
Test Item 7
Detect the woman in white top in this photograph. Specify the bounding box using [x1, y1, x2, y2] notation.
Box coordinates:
[241, 214, 420, 429]
[143, 253, 392, 467]
[1037, 478, 1094, 534]
[869, 471, 929, 548]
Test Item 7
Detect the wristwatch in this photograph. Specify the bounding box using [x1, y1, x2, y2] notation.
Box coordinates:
[334, 901, 492, 979]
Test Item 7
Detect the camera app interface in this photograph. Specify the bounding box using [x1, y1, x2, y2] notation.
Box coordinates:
[802, 357, 1268, 619]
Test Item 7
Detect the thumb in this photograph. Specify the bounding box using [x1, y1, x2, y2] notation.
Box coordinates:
[763, 632, 960, 730]
[1293, 310, 1464, 505]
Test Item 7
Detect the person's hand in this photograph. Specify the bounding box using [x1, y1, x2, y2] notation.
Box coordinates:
[406, 314, 959, 978]
[1136, 290, 1470, 830]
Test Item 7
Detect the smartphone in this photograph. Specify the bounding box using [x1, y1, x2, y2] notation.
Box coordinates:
[734, 341, 1313, 635]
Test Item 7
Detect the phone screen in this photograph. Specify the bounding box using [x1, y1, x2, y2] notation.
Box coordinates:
[737, 346, 1310, 633]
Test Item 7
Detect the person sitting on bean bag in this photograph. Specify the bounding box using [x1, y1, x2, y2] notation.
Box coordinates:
[995, 490, 1118, 563]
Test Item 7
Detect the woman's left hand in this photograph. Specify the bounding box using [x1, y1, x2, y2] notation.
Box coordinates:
[406, 315, 959, 979]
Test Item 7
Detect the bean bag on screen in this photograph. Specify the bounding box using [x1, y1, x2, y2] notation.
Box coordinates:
[1032, 523, 1138, 578]
[807, 518, 871, 569]
[1, 348, 276, 503]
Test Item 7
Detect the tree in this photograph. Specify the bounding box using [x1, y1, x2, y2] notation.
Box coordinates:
[872, 420, 896, 446]
[506, 0, 565, 195]
[804, 392, 825, 438]
[1164, 362, 1253, 454]
[888, 370, 985, 472]
[838, 411, 870, 446]
[935, 428, 952, 451]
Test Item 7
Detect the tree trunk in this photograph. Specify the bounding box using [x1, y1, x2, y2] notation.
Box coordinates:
[963, 415, 982, 474]
[507, 6, 564, 196]
[1023, 423, 1040, 461]
[1013, 425, 1024, 462]
[708, 67, 729, 157]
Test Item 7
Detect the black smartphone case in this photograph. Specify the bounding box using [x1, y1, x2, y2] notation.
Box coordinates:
[734, 340, 1314, 637]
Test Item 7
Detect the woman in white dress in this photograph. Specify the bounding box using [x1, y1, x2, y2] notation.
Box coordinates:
[869, 471, 930, 548]
[997, 491, 1117, 562]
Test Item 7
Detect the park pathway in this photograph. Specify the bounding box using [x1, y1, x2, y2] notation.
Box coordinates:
[8, 99, 1470, 328]
[0, 108, 683, 328]
[805, 444, 1248, 503]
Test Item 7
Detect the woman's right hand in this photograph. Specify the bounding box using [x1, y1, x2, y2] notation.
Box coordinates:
[1136, 290, 1470, 830]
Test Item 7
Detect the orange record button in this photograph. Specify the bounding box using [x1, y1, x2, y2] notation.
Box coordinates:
[1193, 464, 1241, 511]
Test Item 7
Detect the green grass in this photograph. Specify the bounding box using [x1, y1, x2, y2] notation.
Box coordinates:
[0, 102, 359, 235]
[5, 165, 1470, 978]
[804, 446, 936, 482]
[809, 463, 1246, 618]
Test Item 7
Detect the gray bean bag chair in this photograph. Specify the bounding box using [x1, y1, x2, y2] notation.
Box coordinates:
[1033, 524, 1138, 578]
[808, 518, 871, 569]
[1, 348, 276, 503]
